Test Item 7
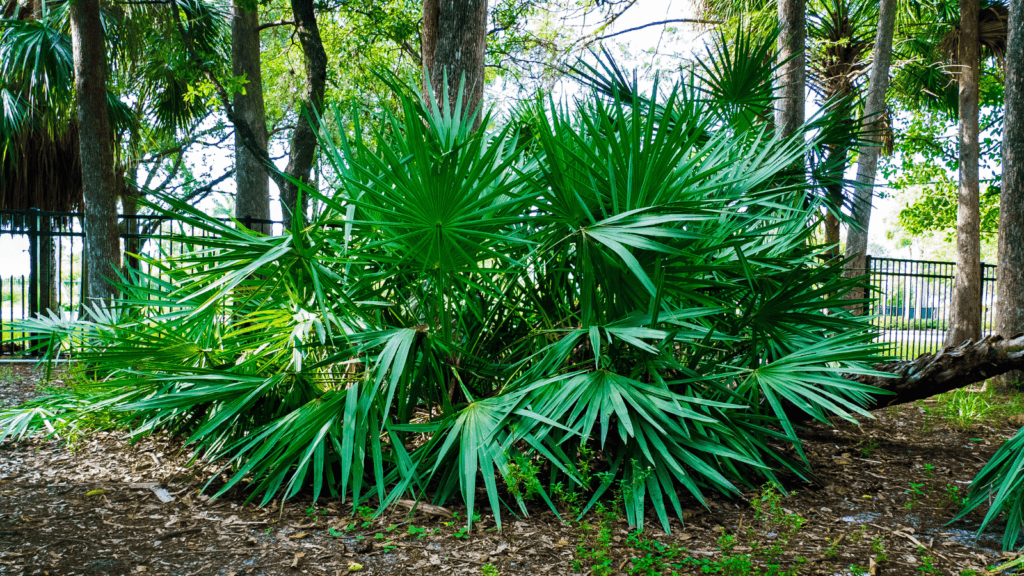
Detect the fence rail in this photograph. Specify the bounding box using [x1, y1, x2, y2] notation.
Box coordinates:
[1, 209, 281, 356]
[0, 210, 1002, 360]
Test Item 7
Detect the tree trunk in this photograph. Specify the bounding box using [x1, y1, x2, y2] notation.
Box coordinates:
[775, 0, 805, 139]
[823, 146, 847, 259]
[946, 0, 983, 347]
[232, 1, 270, 234]
[839, 334, 1024, 413]
[279, 0, 327, 229]
[421, 0, 488, 129]
[70, 0, 121, 304]
[997, 0, 1024, 386]
[845, 0, 897, 306]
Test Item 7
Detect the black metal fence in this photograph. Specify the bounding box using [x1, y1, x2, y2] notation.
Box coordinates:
[1, 209, 281, 356]
[866, 256, 999, 359]
[0, 211, 1003, 360]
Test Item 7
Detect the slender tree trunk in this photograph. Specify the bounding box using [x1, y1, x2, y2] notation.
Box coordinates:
[279, 0, 327, 228]
[996, 0, 1024, 386]
[70, 0, 121, 304]
[946, 0, 983, 347]
[421, 0, 488, 129]
[232, 1, 270, 234]
[845, 0, 897, 307]
[824, 145, 847, 259]
[775, 0, 805, 139]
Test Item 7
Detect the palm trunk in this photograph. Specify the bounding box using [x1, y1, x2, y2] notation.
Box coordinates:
[421, 0, 488, 130]
[232, 1, 270, 234]
[844, 0, 897, 307]
[775, 0, 805, 139]
[840, 334, 1024, 412]
[996, 0, 1024, 386]
[279, 0, 327, 228]
[70, 0, 121, 304]
[946, 0, 983, 347]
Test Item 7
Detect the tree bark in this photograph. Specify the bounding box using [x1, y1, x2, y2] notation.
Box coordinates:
[775, 0, 805, 139]
[997, 0, 1024, 386]
[70, 0, 121, 304]
[421, 0, 488, 129]
[841, 334, 1024, 412]
[844, 0, 897, 305]
[823, 146, 847, 259]
[232, 1, 270, 234]
[279, 0, 327, 228]
[946, 0, 983, 347]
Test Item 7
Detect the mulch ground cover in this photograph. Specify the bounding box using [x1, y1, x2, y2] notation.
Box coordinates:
[1, 362, 1021, 576]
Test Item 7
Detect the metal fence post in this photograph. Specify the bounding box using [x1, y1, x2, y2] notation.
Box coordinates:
[980, 260, 986, 335]
[864, 255, 872, 317]
[27, 209, 39, 354]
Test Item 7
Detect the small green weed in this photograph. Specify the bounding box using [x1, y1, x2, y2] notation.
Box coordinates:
[504, 452, 542, 503]
[905, 482, 927, 510]
[871, 536, 887, 563]
[407, 525, 426, 539]
[857, 439, 878, 457]
[481, 565, 499, 576]
[943, 484, 967, 509]
[917, 546, 939, 574]
[454, 527, 469, 539]
[572, 503, 615, 575]
[824, 536, 842, 559]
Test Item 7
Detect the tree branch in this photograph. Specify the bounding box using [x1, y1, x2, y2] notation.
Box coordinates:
[259, 20, 293, 31]
[594, 18, 723, 43]
[170, 0, 288, 193]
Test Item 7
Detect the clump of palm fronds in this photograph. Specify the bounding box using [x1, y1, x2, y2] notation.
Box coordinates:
[1, 62, 886, 531]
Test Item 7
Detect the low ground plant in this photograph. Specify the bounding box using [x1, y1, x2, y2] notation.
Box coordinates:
[936, 388, 994, 430]
[1, 49, 886, 531]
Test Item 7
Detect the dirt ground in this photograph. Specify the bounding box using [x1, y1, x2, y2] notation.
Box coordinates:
[1, 362, 1022, 576]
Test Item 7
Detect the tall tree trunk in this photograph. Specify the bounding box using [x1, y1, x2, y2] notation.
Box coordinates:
[996, 0, 1024, 386]
[70, 0, 120, 304]
[232, 1, 270, 234]
[845, 0, 897, 308]
[946, 0, 983, 347]
[824, 145, 847, 259]
[279, 0, 327, 228]
[421, 0, 488, 129]
[775, 0, 805, 139]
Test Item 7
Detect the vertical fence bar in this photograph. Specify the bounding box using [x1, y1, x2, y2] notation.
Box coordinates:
[864, 255, 872, 317]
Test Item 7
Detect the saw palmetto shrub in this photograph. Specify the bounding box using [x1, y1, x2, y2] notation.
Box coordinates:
[2, 68, 886, 532]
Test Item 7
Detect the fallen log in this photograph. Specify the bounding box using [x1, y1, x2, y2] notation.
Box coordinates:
[848, 333, 1024, 411]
